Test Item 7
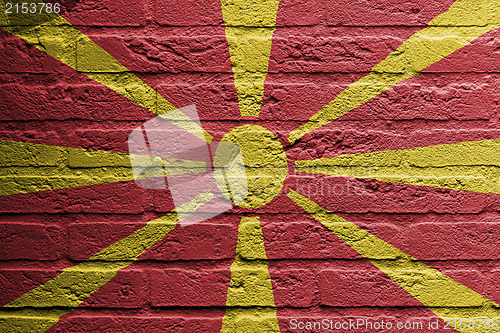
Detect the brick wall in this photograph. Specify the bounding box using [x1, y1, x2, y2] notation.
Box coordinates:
[1, 0, 499, 332]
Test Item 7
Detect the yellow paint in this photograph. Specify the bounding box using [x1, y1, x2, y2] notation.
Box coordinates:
[0, 0, 212, 143]
[221, 0, 280, 117]
[288, 0, 500, 144]
[288, 190, 500, 333]
[218, 125, 287, 208]
[0, 192, 213, 333]
[221, 216, 280, 333]
[0, 140, 206, 196]
[0, 309, 67, 333]
[296, 139, 500, 194]
[213, 141, 248, 205]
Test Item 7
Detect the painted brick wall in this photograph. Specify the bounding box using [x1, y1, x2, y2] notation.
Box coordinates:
[1, 0, 499, 332]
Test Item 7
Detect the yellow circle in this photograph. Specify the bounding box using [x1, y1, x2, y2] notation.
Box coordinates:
[214, 125, 288, 208]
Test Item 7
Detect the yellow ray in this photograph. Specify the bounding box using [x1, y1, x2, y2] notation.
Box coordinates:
[221, 0, 280, 117]
[289, 0, 500, 144]
[0, 0, 212, 143]
[0, 140, 206, 196]
[288, 190, 500, 332]
[0, 192, 214, 333]
[221, 216, 280, 332]
[296, 138, 500, 194]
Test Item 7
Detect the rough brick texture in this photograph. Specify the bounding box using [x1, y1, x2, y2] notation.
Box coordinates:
[1, 0, 499, 332]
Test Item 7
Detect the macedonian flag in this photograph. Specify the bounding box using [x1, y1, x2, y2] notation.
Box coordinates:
[1, 0, 500, 332]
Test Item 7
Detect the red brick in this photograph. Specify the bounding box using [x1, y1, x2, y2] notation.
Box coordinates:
[63, 0, 146, 27]
[327, 0, 455, 26]
[403, 223, 500, 260]
[0, 223, 64, 260]
[270, 269, 316, 307]
[69, 223, 145, 260]
[154, 0, 223, 26]
[263, 221, 359, 259]
[0, 126, 145, 155]
[0, 269, 60, 306]
[148, 186, 177, 213]
[440, 269, 491, 301]
[287, 127, 500, 162]
[156, 83, 240, 120]
[0, 30, 74, 74]
[81, 269, 148, 308]
[276, 0, 321, 26]
[286, 129, 403, 160]
[291, 174, 498, 214]
[48, 313, 224, 333]
[341, 78, 497, 121]
[79, 35, 232, 73]
[423, 28, 500, 73]
[0, 268, 147, 308]
[261, 77, 496, 121]
[268, 28, 500, 75]
[268, 35, 404, 73]
[142, 223, 238, 261]
[150, 268, 230, 307]
[71, 128, 143, 152]
[0, 82, 152, 122]
[492, 270, 500, 304]
[266, 27, 423, 92]
[0, 182, 147, 214]
[262, 219, 403, 259]
[260, 82, 331, 121]
[319, 269, 421, 307]
[69, 222, 237, 261]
